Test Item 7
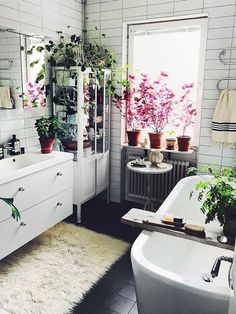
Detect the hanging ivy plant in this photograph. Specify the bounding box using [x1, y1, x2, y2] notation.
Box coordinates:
[43, 30, 116, 74]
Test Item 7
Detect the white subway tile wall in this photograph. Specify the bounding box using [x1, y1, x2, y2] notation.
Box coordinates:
[86, 0, 236, 202]
[0, 0, 82, 150]
[0, 0, 235, 203]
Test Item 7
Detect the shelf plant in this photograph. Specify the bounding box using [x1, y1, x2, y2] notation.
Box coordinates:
[188, 164, 236, 238]
[35, 116, 66, 154]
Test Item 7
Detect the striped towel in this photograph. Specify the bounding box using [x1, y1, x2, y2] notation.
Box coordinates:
[212, 89, 236, 146]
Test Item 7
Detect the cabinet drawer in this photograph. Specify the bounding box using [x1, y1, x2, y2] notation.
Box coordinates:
[0, 160, 73, 222]
[0, 188, 73, 260]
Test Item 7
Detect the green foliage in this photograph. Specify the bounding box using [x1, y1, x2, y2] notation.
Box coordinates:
[0, 197, 21, 221]
[189, 164, 236, 226]
[35, 116, 66, 139]
[44, 30, 116, 75]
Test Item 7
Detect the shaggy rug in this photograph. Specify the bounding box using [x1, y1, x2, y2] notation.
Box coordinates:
[0, 222, 130, 314]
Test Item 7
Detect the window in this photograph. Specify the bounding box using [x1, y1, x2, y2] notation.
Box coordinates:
[128, 16, 207, 145]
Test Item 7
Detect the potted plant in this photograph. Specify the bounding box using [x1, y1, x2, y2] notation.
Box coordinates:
[176, 83, 197, 151]
[165, 130, 176, 150]
[44, 30, 116, 73]
[35, 116, 66, 154]
[113, 74, 143, 146]
[143, 72, 175, 148]
[188, 164, 236, 239]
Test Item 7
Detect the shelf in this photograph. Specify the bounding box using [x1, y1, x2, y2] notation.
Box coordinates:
[122, 144, 196, 155]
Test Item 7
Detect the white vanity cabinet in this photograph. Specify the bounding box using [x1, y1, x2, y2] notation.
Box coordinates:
[0, 152, 73, 260]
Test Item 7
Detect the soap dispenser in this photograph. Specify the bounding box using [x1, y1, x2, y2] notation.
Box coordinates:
[9, 134, 20, 155]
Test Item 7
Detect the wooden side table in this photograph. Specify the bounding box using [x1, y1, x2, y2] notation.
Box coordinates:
[127, 161, 173, 211]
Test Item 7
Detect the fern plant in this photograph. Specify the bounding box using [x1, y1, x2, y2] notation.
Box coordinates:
[188, 165, 236, 226]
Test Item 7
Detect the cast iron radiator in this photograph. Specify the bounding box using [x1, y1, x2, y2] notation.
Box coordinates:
[125, 155, 190, 204]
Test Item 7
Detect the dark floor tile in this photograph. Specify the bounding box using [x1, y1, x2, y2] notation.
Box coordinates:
[126, 275, 135, 285]
[70, 197, 140, 314]
[118, 283, 136, 302]
[129, 303, 138, 314]
[106, 294, 135, 314]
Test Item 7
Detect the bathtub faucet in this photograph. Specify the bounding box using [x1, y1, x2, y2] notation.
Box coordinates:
[211, 256, 233, 278]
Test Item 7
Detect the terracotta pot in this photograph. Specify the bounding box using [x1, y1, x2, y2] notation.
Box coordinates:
[148, 132, 164, 149]
[166, 138, 176, 150]
[39, 138, 55, 154]
[126, 130, 141, 146]
[177, 136, 191, 151]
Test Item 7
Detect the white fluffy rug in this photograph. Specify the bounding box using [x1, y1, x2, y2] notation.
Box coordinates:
[0, 222, 130, 314]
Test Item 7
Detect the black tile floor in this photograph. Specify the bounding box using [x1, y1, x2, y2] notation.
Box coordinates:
[68, 197, 142, 314]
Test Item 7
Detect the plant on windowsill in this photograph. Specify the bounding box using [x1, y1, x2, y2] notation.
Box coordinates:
[188, 164, 236, 241]
[175, 83, 197, 151]
[35, 116, 66, 154]
[141, 71, 175, 149]
[113, 74, 144, 146]
[165, 130, 176, 150]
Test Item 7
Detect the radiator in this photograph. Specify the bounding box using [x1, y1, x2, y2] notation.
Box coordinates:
[125, 156, 190, 204]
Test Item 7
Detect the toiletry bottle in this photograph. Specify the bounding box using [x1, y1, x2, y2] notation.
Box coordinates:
[0, 144, 3, 160]
[9, 135, 20, 155]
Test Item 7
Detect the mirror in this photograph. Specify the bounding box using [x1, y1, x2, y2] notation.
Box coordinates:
[0, 29, 22, 111]
[20, 35, 46, 108]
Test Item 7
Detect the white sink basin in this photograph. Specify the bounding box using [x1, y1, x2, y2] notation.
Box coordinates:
[0, 154, 53, 174]
[0, 152, 72, 185]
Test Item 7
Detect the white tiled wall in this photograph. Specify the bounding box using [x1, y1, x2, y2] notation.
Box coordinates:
[87, 0, 236, 202]
[0, 0, 82, 150]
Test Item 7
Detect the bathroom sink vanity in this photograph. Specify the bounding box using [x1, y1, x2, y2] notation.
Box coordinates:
[0, 151, 73, 260]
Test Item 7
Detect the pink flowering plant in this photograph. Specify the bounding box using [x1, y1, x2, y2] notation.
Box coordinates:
[175, 83, 197, 136]
[113, 71, 197, 136]
[113, 71, 175, 132]
[140, 71, 175, 133]
[113, 74, 144, 130]
[23, 80, 46, 108]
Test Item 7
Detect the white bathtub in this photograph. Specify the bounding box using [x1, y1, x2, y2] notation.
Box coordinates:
[131, 176, 234, 314]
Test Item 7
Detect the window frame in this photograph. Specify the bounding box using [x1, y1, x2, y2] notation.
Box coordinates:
[126, 15, 208, 146]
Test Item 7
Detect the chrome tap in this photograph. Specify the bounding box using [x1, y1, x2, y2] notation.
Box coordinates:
[211, 255, 234, 289]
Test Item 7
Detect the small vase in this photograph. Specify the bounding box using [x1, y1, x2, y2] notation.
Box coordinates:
[149, 132, 163, 149]
[166, 138, 176, 150]
[126, 130, 141, 146]
[148, 149, 164, 165]
[39, 138, 55, 154]
[177, 136, 191, 151]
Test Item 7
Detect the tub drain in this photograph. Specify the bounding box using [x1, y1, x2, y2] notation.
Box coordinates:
[202, 274, 212, 283]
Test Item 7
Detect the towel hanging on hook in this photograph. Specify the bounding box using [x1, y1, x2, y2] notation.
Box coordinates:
[216, 77, 236, 91]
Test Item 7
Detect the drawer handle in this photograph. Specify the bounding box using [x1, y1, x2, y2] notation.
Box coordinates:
[57, 202, 62, 207]
[57, 172, 62, 176]
[20, 222, 26, 226]
[18, 187, 25, 192]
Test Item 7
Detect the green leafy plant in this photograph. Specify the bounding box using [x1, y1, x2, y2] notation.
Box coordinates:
[44, 30, 116, 73]
[188, 164, 236, 226]
[0, 197, 21, 221]
[35, 116, 66, 139]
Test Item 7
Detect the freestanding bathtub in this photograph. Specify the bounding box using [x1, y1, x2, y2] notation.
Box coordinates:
[131, 176, 234, 314]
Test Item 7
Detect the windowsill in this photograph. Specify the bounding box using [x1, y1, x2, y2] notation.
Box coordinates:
[122, 143, 196, 155]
